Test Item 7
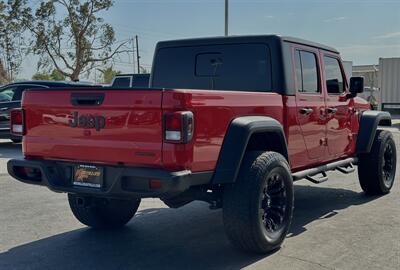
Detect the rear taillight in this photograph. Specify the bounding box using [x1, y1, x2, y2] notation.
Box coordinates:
[10, 109, 25, 135]
[164, 111, 194, 143]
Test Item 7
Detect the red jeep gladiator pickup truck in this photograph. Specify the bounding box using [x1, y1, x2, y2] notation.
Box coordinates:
[8, 35, 396, 253]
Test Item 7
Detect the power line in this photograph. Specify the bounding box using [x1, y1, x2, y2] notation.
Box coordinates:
[113, 23, 180, 38]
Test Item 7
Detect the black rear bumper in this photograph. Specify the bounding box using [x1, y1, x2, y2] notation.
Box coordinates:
[7, 159, 212, 199]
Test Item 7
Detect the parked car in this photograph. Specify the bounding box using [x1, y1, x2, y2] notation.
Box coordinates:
[7, 35, 396, 254]
[0, 80, 96, 143]
[111, 73, 150, 88]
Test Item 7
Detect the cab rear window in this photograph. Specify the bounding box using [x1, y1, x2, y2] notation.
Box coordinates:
[152, 43, 272, 92]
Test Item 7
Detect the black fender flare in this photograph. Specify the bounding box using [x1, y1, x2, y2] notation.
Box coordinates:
[356, 110, 391, 154]
[212, 116, 288, 184]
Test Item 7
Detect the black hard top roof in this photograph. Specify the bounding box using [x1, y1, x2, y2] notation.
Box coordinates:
[156, 34, 339, 54]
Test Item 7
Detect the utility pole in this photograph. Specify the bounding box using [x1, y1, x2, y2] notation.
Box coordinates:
[132, 37, 136, 73]
[135, 35, 140, 74]
[225, 0, 229, 36]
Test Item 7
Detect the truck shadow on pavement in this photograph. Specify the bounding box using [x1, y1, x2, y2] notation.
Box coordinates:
[0, 185, 379, 270]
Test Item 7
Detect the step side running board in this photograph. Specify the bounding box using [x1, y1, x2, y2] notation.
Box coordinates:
[306, 172, 328, 184]
[336, 163, 356, 174]
[292, 157, 358, 182]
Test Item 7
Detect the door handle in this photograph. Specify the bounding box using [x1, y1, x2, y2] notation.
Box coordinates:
[326, 107, 338, 114]
[70, 93, 104, 106]
[299, 108, 313, 115]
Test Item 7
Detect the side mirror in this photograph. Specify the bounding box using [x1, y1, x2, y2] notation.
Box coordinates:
[349, 77, 364, 95]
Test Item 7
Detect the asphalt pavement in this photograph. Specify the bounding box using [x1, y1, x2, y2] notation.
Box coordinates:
[0, 133, 399, 270]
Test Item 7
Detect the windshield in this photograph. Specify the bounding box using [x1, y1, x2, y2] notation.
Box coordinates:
[0, 92, 12, 102]
[0, 87, 17, 102]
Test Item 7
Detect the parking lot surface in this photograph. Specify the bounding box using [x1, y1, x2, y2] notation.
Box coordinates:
[0, 132, 399, 270]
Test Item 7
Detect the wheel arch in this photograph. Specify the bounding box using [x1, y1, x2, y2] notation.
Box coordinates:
[356, 110, 392, 154]
[212, 116, 288, 184]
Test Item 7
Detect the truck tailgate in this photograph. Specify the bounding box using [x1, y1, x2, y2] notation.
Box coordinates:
[22, 89, 163, 166]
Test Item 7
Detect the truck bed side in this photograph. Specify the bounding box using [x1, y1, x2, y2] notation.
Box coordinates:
[22, 88, 305, 172]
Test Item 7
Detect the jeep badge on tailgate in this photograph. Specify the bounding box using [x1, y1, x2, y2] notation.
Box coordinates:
[69, 112, 106, 131]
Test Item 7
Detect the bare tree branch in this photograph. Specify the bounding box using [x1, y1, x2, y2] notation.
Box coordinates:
[87, 40, 130, 63]
[27, 0, 121, 81]
[42, 42, 71, 77]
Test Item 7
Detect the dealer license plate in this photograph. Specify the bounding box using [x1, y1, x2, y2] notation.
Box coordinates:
[73, 165, 103, 188]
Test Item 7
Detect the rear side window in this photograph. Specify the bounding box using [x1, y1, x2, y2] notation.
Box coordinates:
[294, 50, 319, 93]
[324, 56, 345, 94]
[294, 51, 302, 92]
[152, 43, 272, 92]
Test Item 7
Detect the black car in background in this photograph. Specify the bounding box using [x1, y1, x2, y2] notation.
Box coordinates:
[111, 74, 150, 88]
[0, 80, 96, 143]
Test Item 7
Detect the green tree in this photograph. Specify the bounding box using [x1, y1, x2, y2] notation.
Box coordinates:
[50, 68, 66, 81]
[99, 66, 120, 84]
[32, 72, 52, 80]
[0, 0, 30, 82]
[32, 68, 67, 81]
[26, 0, 129, 81]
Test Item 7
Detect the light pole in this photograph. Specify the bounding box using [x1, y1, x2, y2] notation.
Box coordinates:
[225, 0, 229, 36]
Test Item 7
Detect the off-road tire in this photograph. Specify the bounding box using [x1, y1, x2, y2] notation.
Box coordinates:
[68, 194, 141, 229]
[223, 151, 294, 253]
[358, 130, 397, 195]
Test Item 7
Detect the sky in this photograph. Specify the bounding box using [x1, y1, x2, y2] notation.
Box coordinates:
[19, 0, 400, 80]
